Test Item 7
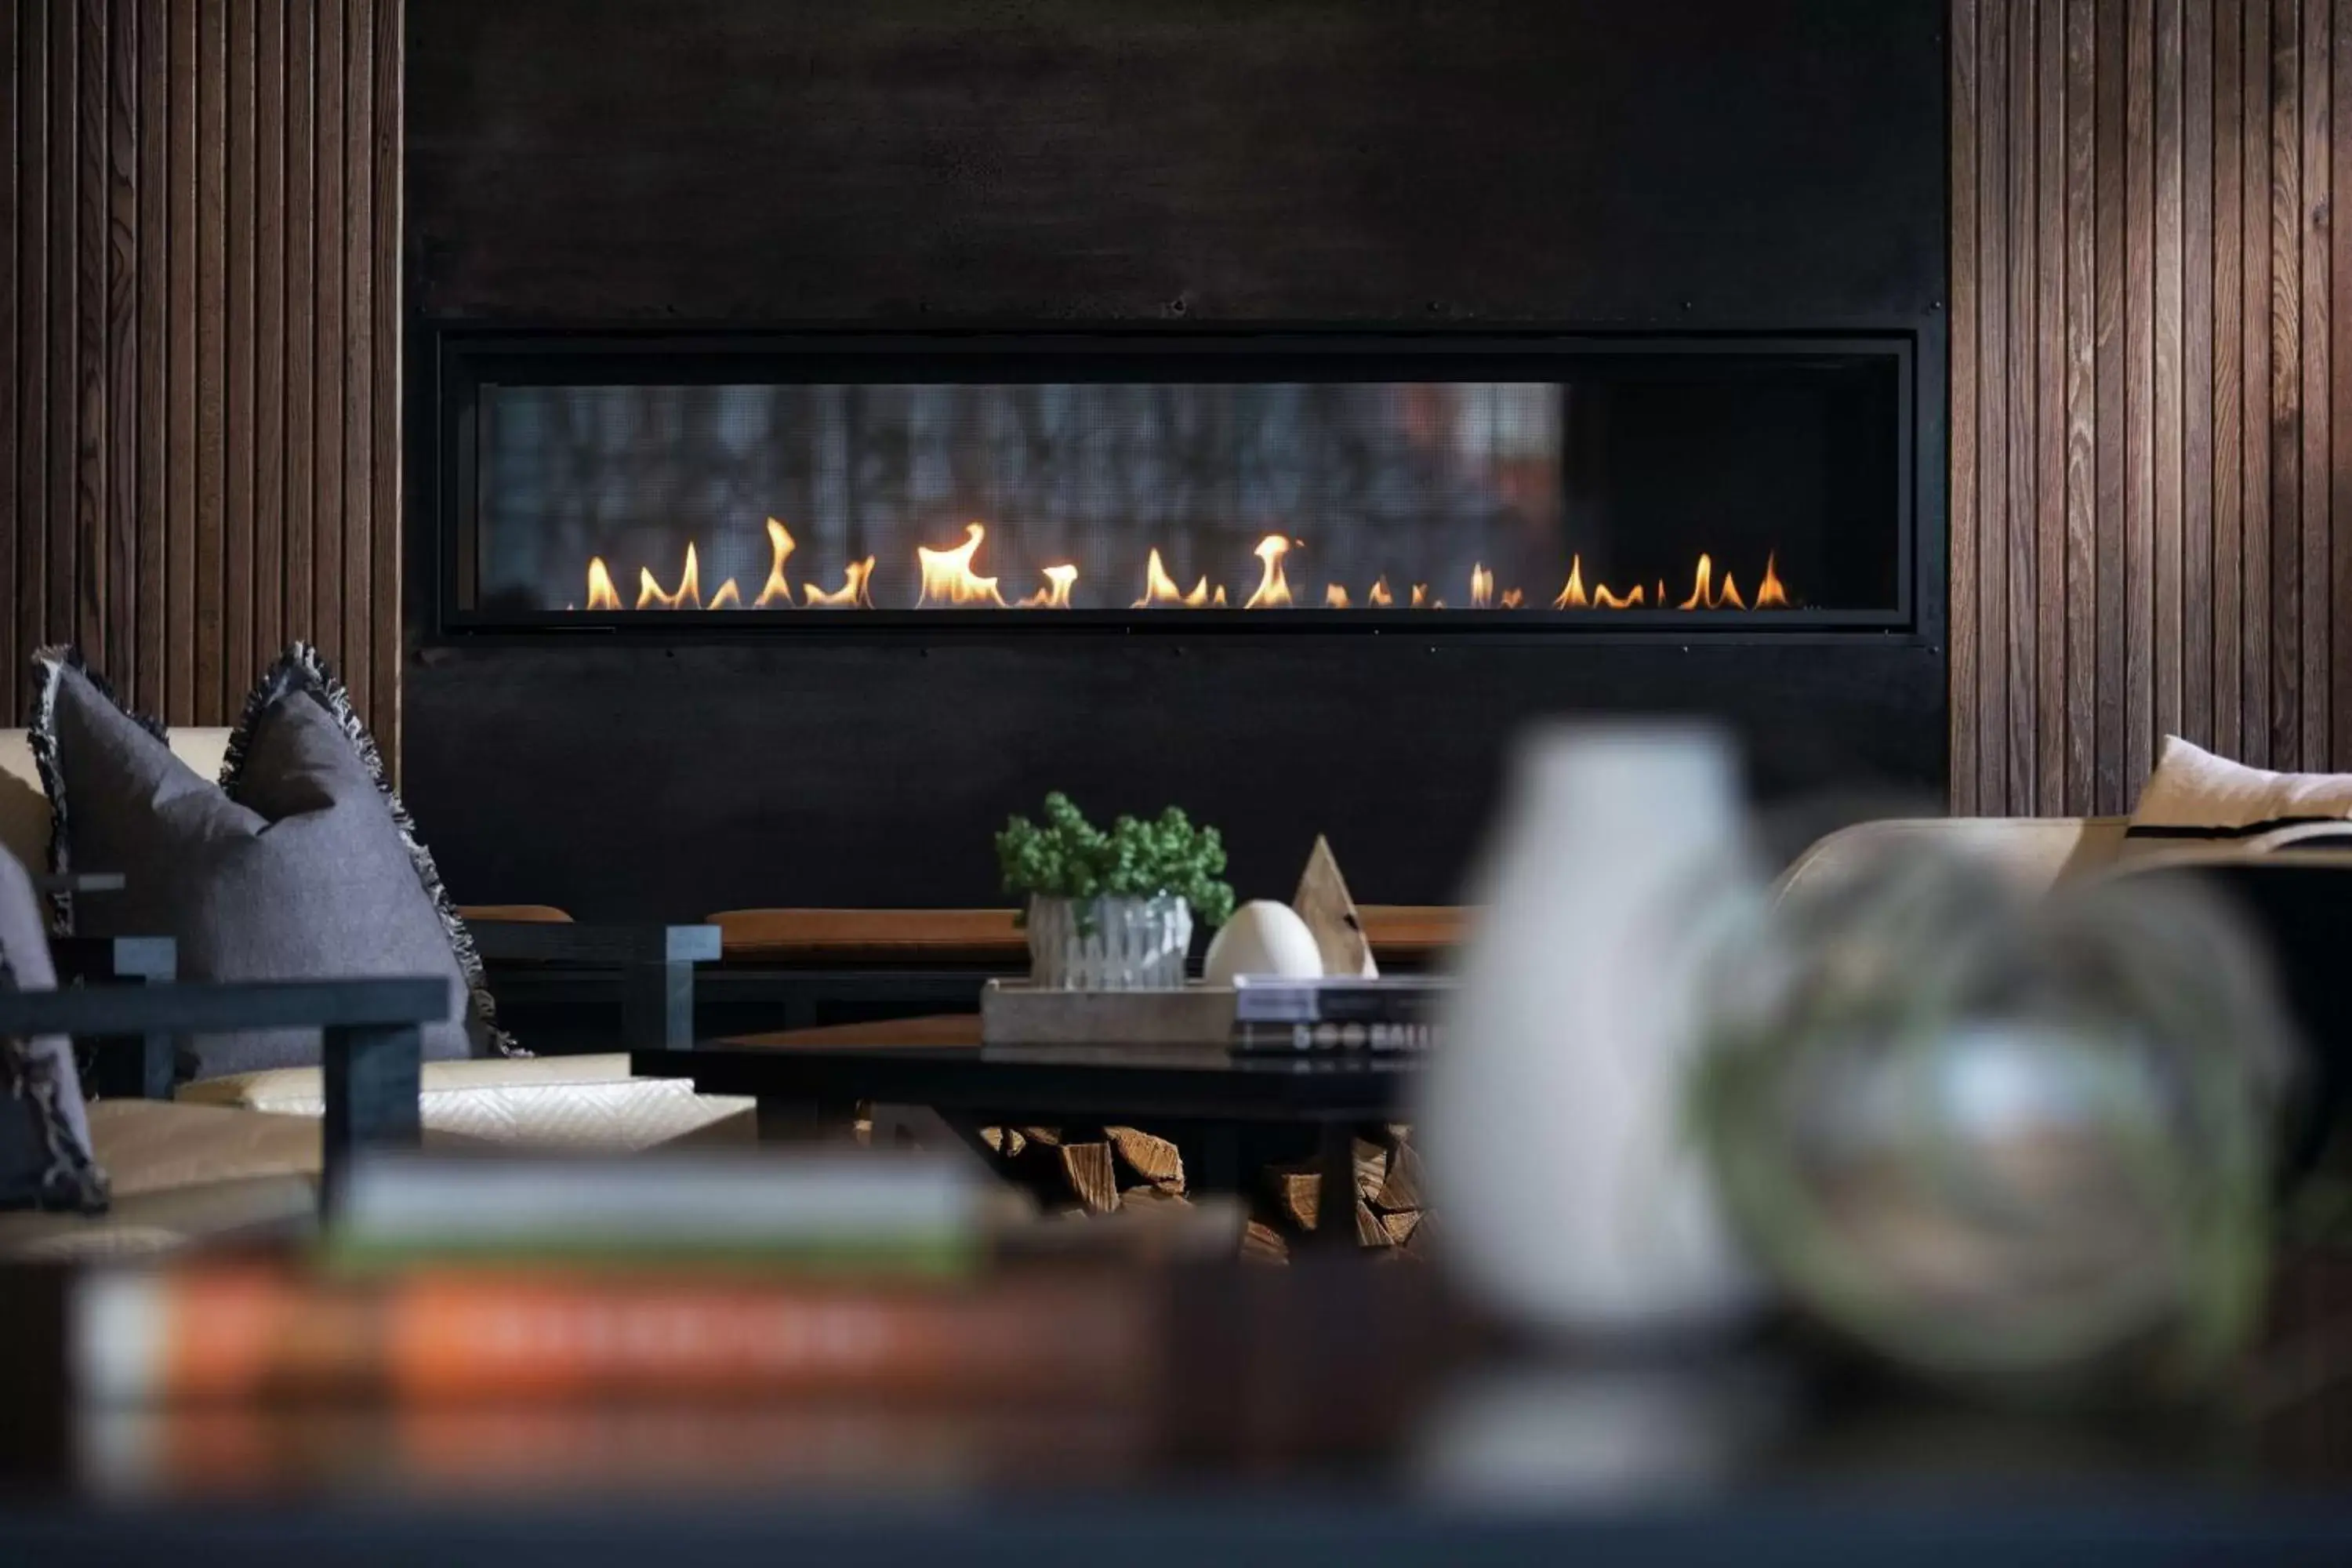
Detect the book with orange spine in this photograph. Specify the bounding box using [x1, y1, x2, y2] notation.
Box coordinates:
[74, 1264, 1154, 1406]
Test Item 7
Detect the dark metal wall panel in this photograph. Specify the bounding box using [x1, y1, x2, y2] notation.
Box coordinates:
[398, 0, 1952, 913]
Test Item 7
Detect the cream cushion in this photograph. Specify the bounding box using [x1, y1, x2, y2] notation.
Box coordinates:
[0, 1100, 328, 1258]
[177, 1053, 756, 1151]
[2130, 734, 2352, 838]
[0, 725, 232, 872]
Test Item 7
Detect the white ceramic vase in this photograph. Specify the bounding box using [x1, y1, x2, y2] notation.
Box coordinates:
[1421, 720, 1762, 1341]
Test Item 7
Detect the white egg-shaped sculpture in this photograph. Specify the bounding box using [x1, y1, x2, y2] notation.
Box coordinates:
[1203, 899, 1328, 986]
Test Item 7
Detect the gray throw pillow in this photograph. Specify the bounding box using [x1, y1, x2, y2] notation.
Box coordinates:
[31, 645, 503, 1079]
[0, 846, 107, 1212]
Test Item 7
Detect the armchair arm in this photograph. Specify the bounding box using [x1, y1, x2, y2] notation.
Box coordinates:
[471, 922, 721, 1048]
[0, 976, 452, 1215]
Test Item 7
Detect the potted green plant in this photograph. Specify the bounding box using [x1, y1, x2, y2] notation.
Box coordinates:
[996, 793, 1236, 990]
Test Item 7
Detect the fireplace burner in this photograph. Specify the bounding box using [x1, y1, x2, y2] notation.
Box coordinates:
[432, 333, 1913, 636]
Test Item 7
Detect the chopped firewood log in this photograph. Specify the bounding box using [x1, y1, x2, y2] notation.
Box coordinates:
[978, 1125, 1032, 1159]
[1401, 1208, 1437, 1259]
[1265, 1162, 1323, 1232]
[1355, 1199, 1388, 1247]
[1352, 1138, 1390, 1203]
[1242, 1219, 1290, 1263]
[1375, 1208, 1422, 1247]
[1105, 1126, 1185, 1191]
[1370, 1135, 1424, 1214]
[1054, 1140, 1121, 1215]
[1293, 835, 1378, 977]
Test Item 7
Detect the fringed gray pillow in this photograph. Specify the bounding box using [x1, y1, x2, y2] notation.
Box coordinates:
[31, 644, 507, 1080]
[0, 846, 107, 1213]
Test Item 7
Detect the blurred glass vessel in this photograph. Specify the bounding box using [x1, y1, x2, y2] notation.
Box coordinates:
[1693, 844, 2290, 1403]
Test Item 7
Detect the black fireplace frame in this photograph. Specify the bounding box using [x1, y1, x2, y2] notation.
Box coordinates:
[423, 326, 1923, 642]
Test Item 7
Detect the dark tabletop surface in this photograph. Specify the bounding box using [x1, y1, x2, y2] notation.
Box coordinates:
[5, 1254, 2352, 1562]
[631, 1034, 1419, 1122]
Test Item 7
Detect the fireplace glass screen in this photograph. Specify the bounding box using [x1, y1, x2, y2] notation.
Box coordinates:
[453, 343, 1907, 624]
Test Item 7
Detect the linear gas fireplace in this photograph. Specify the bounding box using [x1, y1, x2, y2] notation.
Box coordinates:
[434, 336, 1910, 635]
[409, 328, 1939, 919]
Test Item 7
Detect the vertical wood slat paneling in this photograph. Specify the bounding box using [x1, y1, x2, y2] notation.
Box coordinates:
[1955, 0, 2352, 808]
[0, 0, 401, 742]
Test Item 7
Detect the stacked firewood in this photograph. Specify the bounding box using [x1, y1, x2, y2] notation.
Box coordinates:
[1250, 1126, 1428, 1261]
[978, 1122, 1428, 1261]
[981, 1124, 1188, 1214]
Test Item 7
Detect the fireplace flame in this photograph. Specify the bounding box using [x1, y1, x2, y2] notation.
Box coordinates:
[1243, 535, 1295, 609]
[1135, 548, 1216, 608]
[1678, 554, 1748, 611]
[753, 519, 797, 608]
[1017, 564, 1080, 608]
[1552, 557, 1588, 609]
[804, 557, 877, 608]
[917, 522, 1007, 607]
[637, 544, 702, 610]
[576, 530, 1796, 615]
[586, 557, 622, 611]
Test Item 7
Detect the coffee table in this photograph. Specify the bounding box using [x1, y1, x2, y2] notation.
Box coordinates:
[631, 1016, 1418, 1240]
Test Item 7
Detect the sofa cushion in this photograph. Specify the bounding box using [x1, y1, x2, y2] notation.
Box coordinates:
[31, 644, 501, 1078]
[179, 1054, 757, 1152]
[2129, 735, 2352, 844]
[0, 845, 107, 1213]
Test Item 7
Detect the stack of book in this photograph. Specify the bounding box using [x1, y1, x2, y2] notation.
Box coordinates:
[72, 1150, 1157, 1409]
[1230, 975, 1452, 1054]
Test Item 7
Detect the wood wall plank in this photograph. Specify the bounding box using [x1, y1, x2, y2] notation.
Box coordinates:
[0, 0, 401, 733]
[1958, 0, 2352, 806]
[2246, 0, 2274, 765]
[135, 0, 166, 710]
[2039, 0, 2071, 808]
[2215, 0, 2245, 754]
[254, 0, 283, 680]
[4, 2, 24, 696]
[284, 0, 314, 695]
[1954, 0, 1983, 815]
[314, 0, 345, 675]
[368, 0, 399, 760]
[2299, 0, 2331, 765]
[223, 0, 253, 721]
[1981, 0, 2013, 812]
[2066, 0, 2100, 803]
[2185, 0, 2216, 748]
[2154, 0, 2186, 767]
[2335, 0, 2352, 760]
